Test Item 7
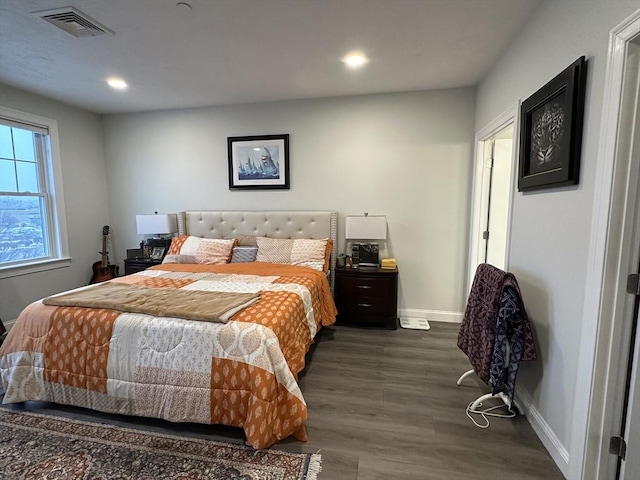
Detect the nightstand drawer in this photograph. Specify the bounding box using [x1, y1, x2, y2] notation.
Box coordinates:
[336, 276, 395, 300]
[337, 295, 395, 316]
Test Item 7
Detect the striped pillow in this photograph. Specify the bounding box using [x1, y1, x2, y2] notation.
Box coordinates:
[231, 246, 258, 263]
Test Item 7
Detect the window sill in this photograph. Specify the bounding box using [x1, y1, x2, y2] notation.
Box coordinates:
[0, 257, 72, 279]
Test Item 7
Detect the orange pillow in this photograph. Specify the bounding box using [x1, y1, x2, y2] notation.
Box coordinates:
[167, 235, 188, 255]
[323, 239, 334, 272]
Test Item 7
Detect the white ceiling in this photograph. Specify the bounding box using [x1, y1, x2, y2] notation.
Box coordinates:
[0, 0, 542, 115]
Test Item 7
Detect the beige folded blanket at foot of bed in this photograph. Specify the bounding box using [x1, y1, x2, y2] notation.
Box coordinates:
[43, 282, 259, 323]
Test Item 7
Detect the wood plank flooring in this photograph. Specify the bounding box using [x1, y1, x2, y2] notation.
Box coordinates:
[287, 322, 564, 479]
[1, 322, 564, 479]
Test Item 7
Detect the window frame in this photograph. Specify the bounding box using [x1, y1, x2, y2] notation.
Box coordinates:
[0, 106, 70, 278]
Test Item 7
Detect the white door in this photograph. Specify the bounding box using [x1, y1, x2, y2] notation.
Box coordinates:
[485, 127, 514, 268]
[469, 121, 515, 290]
[617, 33, 640, 480]
[620, 265, 639, 479]
[573, 12, 640, 480]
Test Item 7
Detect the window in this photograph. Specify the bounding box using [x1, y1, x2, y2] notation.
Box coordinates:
[0, 107, 69, 277]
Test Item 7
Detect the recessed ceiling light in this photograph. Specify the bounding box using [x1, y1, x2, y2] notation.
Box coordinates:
[342, 53, 369, 69]
[106, 77, 127, 90]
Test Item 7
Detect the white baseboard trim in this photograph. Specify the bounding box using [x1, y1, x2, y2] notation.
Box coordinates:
[398, 308, 463, 323]
[516, 388, 569, 478]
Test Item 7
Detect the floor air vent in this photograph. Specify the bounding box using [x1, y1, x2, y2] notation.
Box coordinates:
[32, 7, 114, 38]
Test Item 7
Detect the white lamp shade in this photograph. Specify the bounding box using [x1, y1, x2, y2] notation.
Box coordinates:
[136, 214, 177, 235]
[345, 215, 387, 240]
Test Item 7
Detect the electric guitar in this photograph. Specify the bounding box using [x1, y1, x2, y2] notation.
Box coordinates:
[90, 225, 119, 284]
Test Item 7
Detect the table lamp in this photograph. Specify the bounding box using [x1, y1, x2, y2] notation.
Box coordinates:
[136, 213, 177, 258]
[345, 213, 387, 267]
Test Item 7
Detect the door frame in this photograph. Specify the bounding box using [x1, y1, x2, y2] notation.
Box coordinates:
[569, 9, 640, 480]
[467, 105, 519, 291]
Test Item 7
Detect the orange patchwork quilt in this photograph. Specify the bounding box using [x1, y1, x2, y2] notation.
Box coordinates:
[0, 262, 337, 449]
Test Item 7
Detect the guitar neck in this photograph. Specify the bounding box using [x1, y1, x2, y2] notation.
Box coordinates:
[101, 234, 108, 267]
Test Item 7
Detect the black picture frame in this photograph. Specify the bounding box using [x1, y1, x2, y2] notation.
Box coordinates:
[227, 134, 290, 190]
[518, 56, 587, 192]
[150, 247, 165, 260]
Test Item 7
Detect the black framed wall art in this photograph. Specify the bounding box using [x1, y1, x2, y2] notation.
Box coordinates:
[517, 56, 587, 192]
[227, 134, 290, 190]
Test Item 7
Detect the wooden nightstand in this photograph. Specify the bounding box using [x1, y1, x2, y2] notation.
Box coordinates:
[334, 266, 398, 330]
[124, 258, 162, 275]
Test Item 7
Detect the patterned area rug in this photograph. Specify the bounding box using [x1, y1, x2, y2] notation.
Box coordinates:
[0, 409, 321, 479]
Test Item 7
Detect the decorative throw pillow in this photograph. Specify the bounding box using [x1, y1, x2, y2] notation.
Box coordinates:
[162, 254, 196, 264]
[256, 237, 331, 271]
[167, 235, 189, 255]
[165, 236, 235, 264]
[225, 235, 258, 247]
[230, 246, 258, 263]
[322, 238, 334, 272]
[256, 237, 294, 264]
[194, 238, 236, 264]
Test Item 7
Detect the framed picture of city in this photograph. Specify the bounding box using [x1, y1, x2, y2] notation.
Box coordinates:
[227, 134, 289, 190]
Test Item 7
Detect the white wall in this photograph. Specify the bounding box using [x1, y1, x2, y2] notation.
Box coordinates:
[103, 89, 476, 315]
[475, 0, 640, 475]
[0, 83, 109, 322]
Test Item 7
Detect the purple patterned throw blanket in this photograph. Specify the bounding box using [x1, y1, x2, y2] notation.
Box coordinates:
[457, 264, 537, 401]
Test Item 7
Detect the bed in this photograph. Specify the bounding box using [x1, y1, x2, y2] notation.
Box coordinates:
[0, 210, 338, 449]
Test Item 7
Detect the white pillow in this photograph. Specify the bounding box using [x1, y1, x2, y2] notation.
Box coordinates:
[255, 237, 329, 271]
[165, 236, 235, 264]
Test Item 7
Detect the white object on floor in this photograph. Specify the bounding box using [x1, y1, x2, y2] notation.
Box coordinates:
[399, 317, 431, 330]
[457, 369, 516, 428]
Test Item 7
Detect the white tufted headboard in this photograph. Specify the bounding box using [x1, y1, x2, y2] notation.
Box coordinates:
[177, 211, 338, 289]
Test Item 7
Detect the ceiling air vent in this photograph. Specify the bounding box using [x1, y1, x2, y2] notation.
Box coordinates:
[32, 7, 114, 38]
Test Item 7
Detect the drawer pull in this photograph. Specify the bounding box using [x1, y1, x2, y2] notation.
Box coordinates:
[357, 303, 372, 307]
[357, 285, 373, 289]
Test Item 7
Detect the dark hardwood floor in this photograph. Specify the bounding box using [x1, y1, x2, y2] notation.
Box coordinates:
[1, 322, 564, 479]
[289, 322, 564, 479]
